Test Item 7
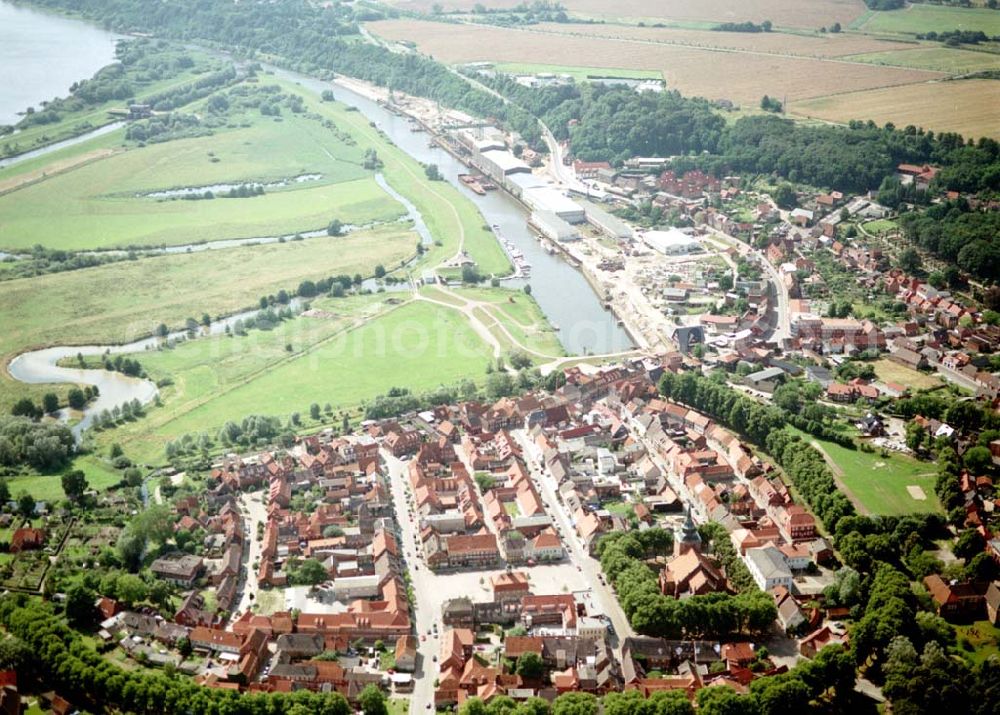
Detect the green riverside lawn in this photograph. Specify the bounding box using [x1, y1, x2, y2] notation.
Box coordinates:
[97, 297, 496, 463]
[0, 225, 417, 414]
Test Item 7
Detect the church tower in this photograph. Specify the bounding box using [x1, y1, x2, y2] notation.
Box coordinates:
[675, 502, 702, 556]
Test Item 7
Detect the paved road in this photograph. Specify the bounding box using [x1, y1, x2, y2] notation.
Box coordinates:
[383, 450, 440, 714]
[704, 226, 790, 343]
[233, 490, 267, 619]
[512, 429, 634, 654]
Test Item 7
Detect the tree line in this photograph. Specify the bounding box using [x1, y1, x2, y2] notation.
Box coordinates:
[23, 0, 543, 148]
[596, 530, 777, 639]
[898, 199, 1000, 284]
[26, 0, 1000, 198]
[0, 415, 75, 473]
[0, 597, 354, 715]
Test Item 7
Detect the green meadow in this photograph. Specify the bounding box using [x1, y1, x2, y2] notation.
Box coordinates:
[109, 299, 495, 461]
[845, 46, 1000, 74]
[855, 5, 1000, 35]
[791, 427, 941, 516]
[0, 225, 417, 413]
[0, 113, 399, 251]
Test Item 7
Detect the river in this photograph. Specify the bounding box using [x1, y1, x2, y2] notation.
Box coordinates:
[3, 9, 631, 437]
[0, 1, 121, 127]
[270, 66, 633, 357]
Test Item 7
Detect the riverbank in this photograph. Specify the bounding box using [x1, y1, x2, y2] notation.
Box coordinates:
[331, 73, 646, 354]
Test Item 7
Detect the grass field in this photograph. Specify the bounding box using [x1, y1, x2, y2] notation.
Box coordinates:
[109, 299, 494, 461]
[791, 79, 1000, 140]
[0, 225, 417, 413]
[5, 453, 122, 501]
[460, 287, 565, 358]
[792, 427, 941, 516]
[0, 112, 398, 251]
[383, 0, 867, 29]
[845, 46, 1000, 74]
[862, 218, 899, 234]
[871, 358, 942, 390]
[367, 19, 942, 105]
[492, 63, 663, 81]
[855, 4, 1000, 35]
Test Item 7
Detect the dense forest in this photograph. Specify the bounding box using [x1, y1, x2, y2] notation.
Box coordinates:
[899, 200, 1000, 283]
[474, 70, 1000, 195]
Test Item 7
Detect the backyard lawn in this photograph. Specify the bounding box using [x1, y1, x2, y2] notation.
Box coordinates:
[953, 620, 1000, 666]
[872, 358, 942, 391]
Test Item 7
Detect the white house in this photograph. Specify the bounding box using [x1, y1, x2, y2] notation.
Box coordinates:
[745, 545, 793, 591]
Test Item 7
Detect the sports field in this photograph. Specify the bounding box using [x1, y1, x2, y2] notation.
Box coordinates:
[793, 428, 941, 516]
[111, 299, 495, 461]
[853, 5, 1000, 35]
[367, 19, 943, 105]
[791, 79, 1000, 140]
[0, 225, 417, 412]
[0, 113, 397, 251]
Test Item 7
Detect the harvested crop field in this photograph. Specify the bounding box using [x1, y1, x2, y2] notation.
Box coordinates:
[368, 20, 942, 105]
[384, 0, 867, 29]
[532, 21, 918, 58]
[792, 79, 1000, 140]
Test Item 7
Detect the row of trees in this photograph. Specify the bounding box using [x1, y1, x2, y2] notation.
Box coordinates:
[459, 640, 856, 714]
[14, 384, 97, 420]
[0, 596, 354, 715]
[596, 531, 777, 639]
[657, 371, 856, 531]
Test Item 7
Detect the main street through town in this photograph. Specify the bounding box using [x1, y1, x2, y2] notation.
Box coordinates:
[383, 449, 439, 714]
[233, 490, 267, 619]
[384, 437, 638, 712]
[511, 430, 634, 653]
